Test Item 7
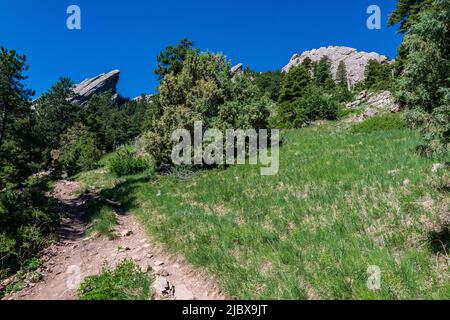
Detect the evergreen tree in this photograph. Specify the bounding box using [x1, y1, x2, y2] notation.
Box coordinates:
[35, 77, 81, 152]
[278, 65, 311, 103]
[314, 56, 335, 89]
[83, 92, 130, 152]
[336, 61, 348, 88]
[58, 123, 101, 176]
[154, 38, 198, 80]
[396, 0, 450, 154]
[388, 0, 432, 33]
[0, 47, 37, 186]
[144, 51, 272, 165]
[301, 57, 313, 74]
[364, 60, 394, 91]
[254, 71, 282, 102]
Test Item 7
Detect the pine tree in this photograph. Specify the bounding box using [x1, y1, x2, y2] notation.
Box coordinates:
[397, 0, 450, 154]
[35, 77, 81, 152]
[254, 71, 282, 102]
[301, 57, 313, 74]
[388, 0, 432, 33]
[83, 92, 130, 152]
[364, 60, 393, 91]
[314, 56, 335, 90]
[0, 47, 37, 185]
[336, 61, 348, 88]
[278, 65, 312, 103]
[154, 38, 198, 80]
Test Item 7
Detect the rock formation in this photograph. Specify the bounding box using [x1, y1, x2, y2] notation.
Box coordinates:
[282, 46, 389, 86]
[133, 94, 154, 103]
[230, 63, 243, 78]
[72, 69, 121, 105]
[344, 90, 402, 123]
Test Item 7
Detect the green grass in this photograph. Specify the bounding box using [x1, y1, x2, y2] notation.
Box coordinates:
[351, 113, 407, 133]
[84, 199, 117, 239]
[77, 260, 153, 300]
[77, 125, 449, 300]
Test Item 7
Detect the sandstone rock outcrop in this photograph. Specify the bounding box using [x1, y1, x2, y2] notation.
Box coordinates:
[282, 46, 389, 86]
[230, 63, 243, 78]
[344, 90, 402, 123]
[72, 69, 121, 105]
[133, 94, 154, 103]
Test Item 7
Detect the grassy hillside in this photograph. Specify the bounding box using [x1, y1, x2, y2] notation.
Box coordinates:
[76, 123, 449, 299]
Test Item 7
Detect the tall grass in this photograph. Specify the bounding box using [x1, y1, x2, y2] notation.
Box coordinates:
[77, 125, 449, 299]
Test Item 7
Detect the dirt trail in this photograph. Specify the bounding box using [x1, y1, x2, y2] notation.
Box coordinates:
[5, 180, 225, 300]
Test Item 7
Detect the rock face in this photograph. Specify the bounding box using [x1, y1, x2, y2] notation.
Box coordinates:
[344, 90, 402, 123]
[230, 63, 243, 78]
[133, 94, 154, 103]
[282, 46, 389, 86]
[72, 69, 121, 105]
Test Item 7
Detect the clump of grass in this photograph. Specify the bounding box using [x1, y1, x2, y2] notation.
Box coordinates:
[338, 106, 366, 118]
[84, 200, 117, 239]
[77, 260, 153, 300]
[23, 257, 42, 272]
[351, 113, 407, 133]
[107, 146, 154, 177]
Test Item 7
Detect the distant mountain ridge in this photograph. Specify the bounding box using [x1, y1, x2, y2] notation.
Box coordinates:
[282, 46, 390, 86]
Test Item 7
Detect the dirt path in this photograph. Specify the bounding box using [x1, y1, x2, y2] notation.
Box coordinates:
[5, 180, 225, 300]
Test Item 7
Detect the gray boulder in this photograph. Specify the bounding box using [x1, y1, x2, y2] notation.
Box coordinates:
[282, 46, 389, 86]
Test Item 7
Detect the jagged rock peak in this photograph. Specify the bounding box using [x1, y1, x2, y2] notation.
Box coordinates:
[282, 46, 389, 85]
[72, 69, 120, 105]
[230, 63, 243, 78]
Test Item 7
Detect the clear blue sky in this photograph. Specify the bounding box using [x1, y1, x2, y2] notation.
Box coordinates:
[0, 0, 402, 98]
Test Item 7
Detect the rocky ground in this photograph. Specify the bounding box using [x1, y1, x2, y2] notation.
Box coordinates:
[3, 180, 224, 300]
[344, 90, 402, 123]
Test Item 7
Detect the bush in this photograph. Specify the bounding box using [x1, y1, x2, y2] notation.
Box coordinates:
[272, 87, 340, 128]
[301, 91, 340, 121]
[58, 123, 102, 176]
[77, 260, 153, 300]
[143, 51, 272, 165]
[351, 113, 407, 133]
[0, 177, 58, 280]
[107, 147, 154, 177]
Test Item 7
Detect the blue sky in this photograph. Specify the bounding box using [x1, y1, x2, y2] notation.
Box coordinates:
[0, 0, 402, 98]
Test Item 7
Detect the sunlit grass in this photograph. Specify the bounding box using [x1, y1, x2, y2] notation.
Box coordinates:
[77, 125, 449, 299]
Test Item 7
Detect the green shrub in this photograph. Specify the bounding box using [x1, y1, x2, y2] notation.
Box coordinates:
[143, 51, 272, 165]
[77, 260, 153, 300]
[301, 91, 340, 121]
[107, 147, 154, 177]
[58, 123, 102, 176]
[351, 113, 407, 133]
[272, 87, 340, 128]
[0, 177, 58, 281]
